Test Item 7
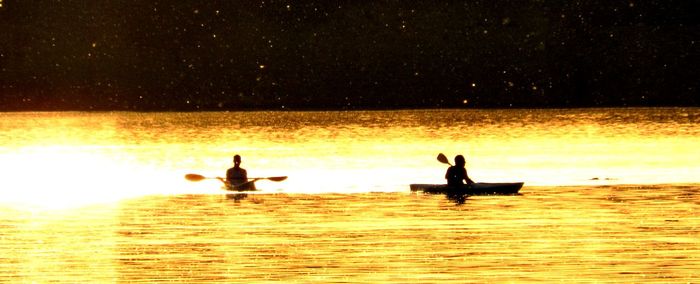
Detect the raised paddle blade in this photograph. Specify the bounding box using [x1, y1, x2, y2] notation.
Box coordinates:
[437, 153, 451, 165]
[185, 173, 207, 182]
[265, 176, 288, 182]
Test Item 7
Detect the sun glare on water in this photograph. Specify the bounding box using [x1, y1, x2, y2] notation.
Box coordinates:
[0, 147, 182, 211]
[0, 112, 196, 211]
[2, 109, 698, 210]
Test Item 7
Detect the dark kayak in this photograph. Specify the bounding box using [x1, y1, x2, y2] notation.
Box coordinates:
[410, 182, 523, 195]
[223, 182, 257, 192]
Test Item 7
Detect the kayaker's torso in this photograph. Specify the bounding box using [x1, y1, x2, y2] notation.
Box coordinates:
[226, 166, 248, 186]
[445, 166, 468, 186]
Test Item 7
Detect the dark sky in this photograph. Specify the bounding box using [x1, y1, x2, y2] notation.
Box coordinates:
[0, 0, 698, 111]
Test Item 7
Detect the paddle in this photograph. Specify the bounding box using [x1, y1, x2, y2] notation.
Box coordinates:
[184, 173, 287, 182]
[437, 153, 453, 166]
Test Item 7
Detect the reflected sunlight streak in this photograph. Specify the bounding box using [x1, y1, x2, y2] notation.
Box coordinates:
[0, 147, 185, 210]
[1, 109, 699, 210]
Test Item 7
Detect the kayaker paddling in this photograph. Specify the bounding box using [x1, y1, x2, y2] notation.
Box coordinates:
[185, 161, 286, 191]
[226, 155, 256, 190]
[408, 152, 523, 196]
[445, 155, 475, 186]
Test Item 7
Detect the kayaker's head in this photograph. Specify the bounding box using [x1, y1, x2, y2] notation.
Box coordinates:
[454, 155, 466, 167]
[233, 155, 242, 167]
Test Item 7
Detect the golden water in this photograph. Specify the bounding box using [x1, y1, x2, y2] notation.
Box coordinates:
[1, 108, 699, 282]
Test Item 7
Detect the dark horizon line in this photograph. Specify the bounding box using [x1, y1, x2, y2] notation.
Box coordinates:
[1, 104, 698, 113]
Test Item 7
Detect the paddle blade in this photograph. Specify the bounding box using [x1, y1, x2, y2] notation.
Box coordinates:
[266, 176, 288, 182]
[185, 173, 206, 182]
[437, 153, 450, 165]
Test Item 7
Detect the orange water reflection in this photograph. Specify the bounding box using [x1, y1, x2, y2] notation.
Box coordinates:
[1, 109, 699, 209]
[1, 185, 698, 282]
[1, 108, 699, 282]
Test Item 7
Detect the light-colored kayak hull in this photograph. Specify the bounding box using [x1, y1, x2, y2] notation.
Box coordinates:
[410, 182, 523, 195]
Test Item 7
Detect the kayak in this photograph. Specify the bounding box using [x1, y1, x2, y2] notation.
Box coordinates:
[223, 182, 257, 192]
[223, 186, 257, 192]
[410, 182, 523, 195]
[410, 183, 523, 195]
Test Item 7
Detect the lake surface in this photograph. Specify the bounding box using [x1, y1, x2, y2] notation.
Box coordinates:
[1, 108, 699, 282]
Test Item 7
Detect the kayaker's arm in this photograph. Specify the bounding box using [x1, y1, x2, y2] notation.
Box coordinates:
[465, 169, 475, 185]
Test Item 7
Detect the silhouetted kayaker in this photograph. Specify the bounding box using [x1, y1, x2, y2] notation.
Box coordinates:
[445, 155, 475, 186]
[226, 155, 255, 190]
